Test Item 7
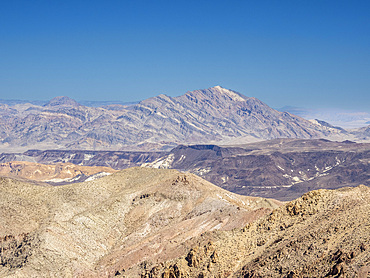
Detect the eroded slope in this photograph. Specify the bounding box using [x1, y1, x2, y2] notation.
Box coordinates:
[145, 185, 370, 277]
[0, 167, 280, 277]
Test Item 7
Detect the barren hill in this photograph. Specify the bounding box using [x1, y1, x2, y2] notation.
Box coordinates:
[0, 167, 280, 277]
[145, 184, 370, 277]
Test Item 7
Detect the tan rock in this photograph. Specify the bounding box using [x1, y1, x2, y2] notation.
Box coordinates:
[0, 167, 280, 277]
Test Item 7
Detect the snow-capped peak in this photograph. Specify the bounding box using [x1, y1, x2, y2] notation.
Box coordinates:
[211, 86, 246, 101]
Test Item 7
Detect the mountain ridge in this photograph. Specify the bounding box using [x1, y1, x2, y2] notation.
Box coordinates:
[0, 86, 367, 152]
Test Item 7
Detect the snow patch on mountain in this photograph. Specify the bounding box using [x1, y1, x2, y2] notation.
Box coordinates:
[213, 86, 246, 101]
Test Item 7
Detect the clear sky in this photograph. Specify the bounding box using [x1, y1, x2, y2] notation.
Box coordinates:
[1, 0, 369, 110]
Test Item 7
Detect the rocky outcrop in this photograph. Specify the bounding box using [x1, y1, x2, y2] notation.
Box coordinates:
[145, 185, 370, 277]
[0, 233, 37, 269]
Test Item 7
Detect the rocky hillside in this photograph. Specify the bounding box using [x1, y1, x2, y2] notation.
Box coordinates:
[0, 86, 352, 152]
[144, 184, 370, 277]
[0, 167, 281, 277]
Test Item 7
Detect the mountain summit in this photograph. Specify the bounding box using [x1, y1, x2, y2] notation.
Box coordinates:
[44, 96, 81, 107]
[183, 86, 248, 102]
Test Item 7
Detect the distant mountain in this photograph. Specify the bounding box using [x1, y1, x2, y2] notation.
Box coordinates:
[0, 86, 363, 152]
[352, 124, 370, 139]
[0, 98, 136, 108]
[0, 99, 48, 106]
[278, 106, 370, 129]
[44, 96, 81, 107]
[79, 100, 139, 107]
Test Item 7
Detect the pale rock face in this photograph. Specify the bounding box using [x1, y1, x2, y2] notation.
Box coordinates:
[0, 86, 363, 152]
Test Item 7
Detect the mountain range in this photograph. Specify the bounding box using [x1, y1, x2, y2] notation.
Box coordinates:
[1, 86, 367, 152]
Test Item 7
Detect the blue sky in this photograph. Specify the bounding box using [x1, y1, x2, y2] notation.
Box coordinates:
[1, 0, 369, 110]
